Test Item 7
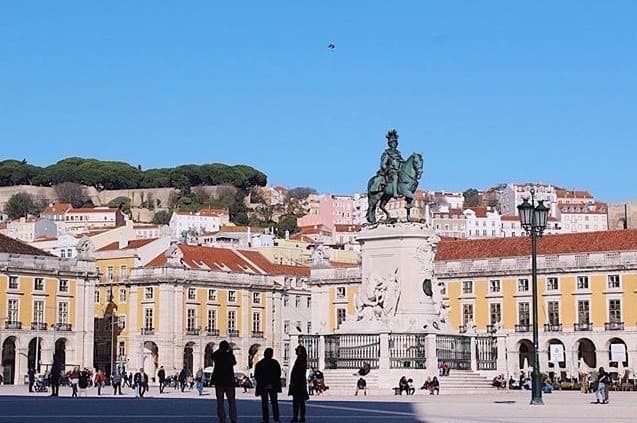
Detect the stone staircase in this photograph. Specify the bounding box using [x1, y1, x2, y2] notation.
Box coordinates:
[320, 369, 493, 395]
[436, 370, 494, 393]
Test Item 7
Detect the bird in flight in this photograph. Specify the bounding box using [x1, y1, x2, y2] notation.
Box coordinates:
[328, 43, 335, 50]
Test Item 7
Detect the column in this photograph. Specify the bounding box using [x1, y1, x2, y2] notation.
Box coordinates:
[425, 333, 437, 378]
[317, 335, 326, 371]
[379, 332, 390, 370]
[496, 335, 508, 375]
[470, 336, 477, 371]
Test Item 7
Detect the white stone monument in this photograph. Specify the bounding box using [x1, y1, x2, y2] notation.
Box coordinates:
[338, 221, 449, 334]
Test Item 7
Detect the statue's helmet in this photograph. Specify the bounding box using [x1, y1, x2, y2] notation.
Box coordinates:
[385, 129, 399, 146]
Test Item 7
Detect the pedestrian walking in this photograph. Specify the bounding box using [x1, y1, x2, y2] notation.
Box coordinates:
[142, 369, 149, 397]
[179, 367, 188, 392]
[595, 367, 610, 404]
[195, 367, 204, 395]
[255, 348, 282, 423]
[211, 340, 237, 423]
[289, 345, 309, 423]
[112, 371, 123, 395]
[28, 368, 35, 393]
[69, 367, 80, 397]
[158, 365, 166, 394]
[94, 369, 106, 395]
[133, 368, 144, 398]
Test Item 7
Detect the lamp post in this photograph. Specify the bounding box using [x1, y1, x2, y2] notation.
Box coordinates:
[517, 188, 549, 406]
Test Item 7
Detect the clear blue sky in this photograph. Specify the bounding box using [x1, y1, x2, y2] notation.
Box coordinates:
[1, 1, 636, 200]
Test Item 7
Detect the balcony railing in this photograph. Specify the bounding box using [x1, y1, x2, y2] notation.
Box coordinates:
[228, 330, 240, 338]
[206, 328, 220, 337]
[31, 322, 47, 331]
[458, 325, 467, 334]
[605, 321, 624, 331]
[141, 328, 155, 335]
[55, 323, 72, 332]
[574, 322, 592, 331]
[252, 331, 264, 338]
[186, 328, 200, 336]
[5, 321, 22, 330]
[486, 324, 497, 334]
[515, 324, 530, 332]
[544, 324, 562, 332]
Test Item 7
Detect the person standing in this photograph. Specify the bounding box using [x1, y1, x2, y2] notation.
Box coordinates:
[158, 366, 166, 394]
[289, 345, 309, 423]
[255, 348, 282, 423]
[142, 369, 149, 397]
[133, 368, 143, 399]
[69, 367, 80, 398]
[94, 369, 105, 395]
[28, 368, 35, 393]
[50, 354, 62, 397]
[195, 367, 204, 395]
[596, 367, 610, 404]
[112, 371, 123, 395]
[78, 368, 90, 397]
[211, 340, 237, 423]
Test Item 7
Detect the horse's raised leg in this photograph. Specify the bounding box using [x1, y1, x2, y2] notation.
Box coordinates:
[379, 195, 392, 223]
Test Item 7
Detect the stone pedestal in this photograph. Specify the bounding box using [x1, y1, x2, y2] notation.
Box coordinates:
[339, 222, 445, 334]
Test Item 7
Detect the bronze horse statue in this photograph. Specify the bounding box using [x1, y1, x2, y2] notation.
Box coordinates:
[366, 152, 423, 225]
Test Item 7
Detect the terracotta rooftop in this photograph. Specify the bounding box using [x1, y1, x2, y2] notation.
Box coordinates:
[97, 238, 156, 251]
[174, 208, 228, 217]
[219, 225, 265, 233]
[147, 244, 309, 276]
[555, 189, 593, 199]
[436, 229, 637, 261]
[466, 207, 488, 218]
[42, 203, 72, 214]
[0, 233, 54, 256]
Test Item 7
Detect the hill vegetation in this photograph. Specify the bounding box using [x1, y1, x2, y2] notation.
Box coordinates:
[0, 158, 267, 191]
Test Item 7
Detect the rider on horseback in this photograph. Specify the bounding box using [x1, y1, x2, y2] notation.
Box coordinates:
[379, 129, 404, 198]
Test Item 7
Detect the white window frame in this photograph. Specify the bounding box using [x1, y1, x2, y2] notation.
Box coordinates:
[462, 280, 473, 295]
[59, 279, 69, 293]
[144, 287, 154, 300]
[607, 274, 621, 290]
[517, 278, 529, 293]
[187, 288, 196, 301]
[208, 289, 217, 302]
[546, 277, 559, 292]
[253, 292, 261, 304]
[488, 279, 500, 294]
[228, 290, 237, 303]
[576, 275, 589, 290]
[336, 287, 346, 299]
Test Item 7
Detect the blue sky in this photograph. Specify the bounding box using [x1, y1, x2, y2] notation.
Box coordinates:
[1, 1, 636, 200]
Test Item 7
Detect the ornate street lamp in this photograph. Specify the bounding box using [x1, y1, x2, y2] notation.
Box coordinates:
[518, 188, 549, 405]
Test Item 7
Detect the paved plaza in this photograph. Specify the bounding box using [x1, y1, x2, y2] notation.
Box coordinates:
[0, 385, 635, 422]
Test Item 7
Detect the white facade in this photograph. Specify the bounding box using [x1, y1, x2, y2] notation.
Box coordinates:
[464, 208, 501, 239]
[55, 207, 125, 234]
[499, 183, 558, 218]
[7, 218, 57, 242]
[29, 234, 79, 258]
[558, 203, 608, 233]
[134, 224, 169, 239]
[169, 209, 229, 240]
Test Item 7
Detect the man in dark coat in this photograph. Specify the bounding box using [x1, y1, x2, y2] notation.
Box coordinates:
[255, 348, 282, 423]
[211, 340, 237, 423]
[289, 345, 309, 423]
[49, 353, 62, 397]
[133, 369, 143, 398]
[157, 366, 166, 393]
[28, 368, 35, 393]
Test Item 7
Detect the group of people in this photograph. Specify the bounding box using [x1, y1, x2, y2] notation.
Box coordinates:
[307, 368, 329, 396]
[420, 376, 440, 395]
[210, 340, 311, 423]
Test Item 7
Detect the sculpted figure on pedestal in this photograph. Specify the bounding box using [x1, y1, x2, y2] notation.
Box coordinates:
[366, 130, 423, 225]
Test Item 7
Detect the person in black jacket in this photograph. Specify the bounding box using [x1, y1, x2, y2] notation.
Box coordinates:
[157, 366, 166, 394]
[255, 348, 282, 423]
[133, 369, 143, 398]
[49, 353, 62, 397]
[212, 340, 237, 423]
[28, 368, 35, 393]
[288, 345, 309, 423]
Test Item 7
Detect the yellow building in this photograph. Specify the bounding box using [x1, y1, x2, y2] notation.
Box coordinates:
[0, 234, 98, 384]
[311, 229, 637, 378]
[93, 243, 311, 379]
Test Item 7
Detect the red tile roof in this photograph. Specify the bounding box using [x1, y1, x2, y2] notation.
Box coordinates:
[436, 229, 637, 261]
[174, 208, 228, 217]
[466, 207, 488, 218]
[555, 189, 593, 199]
[42, 203, 72, 215]
[0, 233, 54, 256]
[97, 239, 156, 251]
[147, 244, 310, 277]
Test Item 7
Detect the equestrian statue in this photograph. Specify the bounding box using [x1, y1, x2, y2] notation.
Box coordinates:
[366, 129, 423, 225]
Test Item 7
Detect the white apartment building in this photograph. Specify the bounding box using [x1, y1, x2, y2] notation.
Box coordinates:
[430, 191, 464, 210]
[499, 183, 559, 218]
[7, 217, 57, 242]
[29, 233, 79, 258]
[169, 208, 230, 240]
[464, 207, 501, 239]
[500, 215, 563, 237]
[558, 202, 608, 233]
[42, 203, 126, 235]
[431, 206, 466, 238]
